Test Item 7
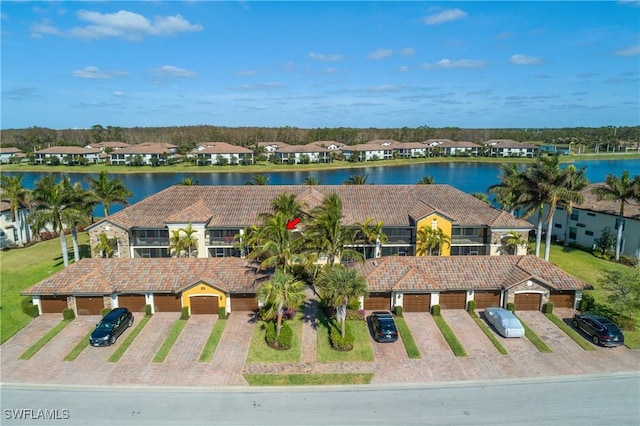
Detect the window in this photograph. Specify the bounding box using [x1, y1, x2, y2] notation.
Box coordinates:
[587, 212, 596, 217]
[569, 227, 577, 240]
[554, 223, 562, 228]
[570, 210, 579, 221]
[585, 230, 594, 236]
[431, 219, 438, 230]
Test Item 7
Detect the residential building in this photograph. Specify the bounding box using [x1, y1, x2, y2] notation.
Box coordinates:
[0, 147, 25, 164]
[428, 140, 482, 156]
[109, 142, 178, 166]
[0, 192, 32, 248]
[273, 144, 331, 164]
[85, 141, 132, 151]
[484, 139, 540, 158]
[341, 140, 398, 161]
[308, 140, 346, 151]
[394, 142, 429, 158]
[86, 185, 532, 261]
[190, 142, 254, 165]
[34, 146, 101, 165]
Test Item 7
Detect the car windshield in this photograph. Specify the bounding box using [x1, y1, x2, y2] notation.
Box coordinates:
[98, 322, 114, 330]
[379, 319, 395, 332]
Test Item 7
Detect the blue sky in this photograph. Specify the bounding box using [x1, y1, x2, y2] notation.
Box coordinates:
[1, 1, 639, 130]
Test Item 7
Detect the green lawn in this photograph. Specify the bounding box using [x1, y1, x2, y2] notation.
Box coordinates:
[198, 318, 227, 362]
[108, 315, 150, 362]
[316, 308, 374, 362]
[394, 316, 421, 359]
[433, 314, 467, 357]
[244, 373, 374, 386]
[152, 319, 188, 362]
[0, 233, 91, 344]
[246, 315, 303, 363]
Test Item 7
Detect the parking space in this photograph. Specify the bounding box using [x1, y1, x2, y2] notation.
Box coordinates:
[366, 312, 408, 377]
[165, 315, 218, 364]
[29, 316, 102, 363]
[403, 312, 451, 359]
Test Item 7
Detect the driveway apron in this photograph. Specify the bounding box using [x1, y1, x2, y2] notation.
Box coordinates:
[210, 311, 256, 385]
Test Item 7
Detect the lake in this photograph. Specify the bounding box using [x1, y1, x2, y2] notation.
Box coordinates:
[3, 159, 638, 215]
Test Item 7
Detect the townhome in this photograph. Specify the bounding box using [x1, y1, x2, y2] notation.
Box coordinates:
[109, 142, 178, 166]
[256, 142, 291, 159]
[86, 185, 532, 261]
[484, 139, 540, 157]
[0, 191, 32, 248]
[273, 144, 331, 164]
[190, 142, 254, 165]
[394, 142, 429, 158]
[535, 183, 640, 259]
[308, 140, 346, 151]
[34, 146, 102, 164]
[430, 140, 483, 156]
[85, 141, 132, 152]
[0, 147, 25, 163]
[341, 140, 398, 161]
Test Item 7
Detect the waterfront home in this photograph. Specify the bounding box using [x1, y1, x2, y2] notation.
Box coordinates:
[34, 146, 101, 165]
[341, 140, 398, 161]
[484, 139, 540, 157]
[86, 184, 533, 260]
[428, 140, 483, 156]
[109, 142, 178, 166]
[190, 142, 254, 165]
[0, 189, 32, 248]
[85, 141, 132, 151]
[273, 143, 332, 164]
[394, 142, 430, 158]
[0, 147, 25, 164]
[308, 140, 346, 151]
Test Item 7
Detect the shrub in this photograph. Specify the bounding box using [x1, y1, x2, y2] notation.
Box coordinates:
[181, 306, 190, 320]
[346, 309, 365, 321]
[218, 306, 226, 318]
[265, 321, 277, 346]
[282, 308, 296, 320]
[506, 303, 515, 313]
[21, 297, 40, 318]
[542, 303, 554, 314]
[431, 304, 441, 316]
[618, 255, 637, 267]
[145, 304, 153, 316]
[579, 294, 595, 312]
[610, 313, 637, 331]
[276, 323, 292, 349]
[101, 308, 111, 317]
[466, 300, 476, 312]
[394, 305, 403, 317]
[347, 298, 361, 311]
[62, 308, 75, 321]
[330, 323, 354, 351]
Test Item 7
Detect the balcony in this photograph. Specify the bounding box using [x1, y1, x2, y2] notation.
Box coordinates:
[133, 237, 169, 246]
[451, 235, 486, 245]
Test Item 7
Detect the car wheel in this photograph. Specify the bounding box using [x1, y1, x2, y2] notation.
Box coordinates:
[110, 335, 116, 345]
[128, 318, 133, 327]
[572, 320, 579, 328]
[592, 335, 600, 345]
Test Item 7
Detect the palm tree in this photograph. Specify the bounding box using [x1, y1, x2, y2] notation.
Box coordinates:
[93, 232, 116, 258]
[343, 173, 368, 185]
[257, 269, 306, 337]
[0, 174, 30, 246]
[354, 218, 387, 259]
[248, 211, 307, 273]
[503, 231, 529, 255]
[416, 226, 451, 256]
[306, 193, 364, 265]
[488, 163, 524, 214]
[591, 171, 638, 260]
[179, 223, 198, 257]
[303, 176, 322, 185]
[417, 176, 435, 185]
[29, 176, 90, 267]
[64, 178, 96, 262]
[245, 174, 270, 185]
[177, 176, 199, 186]
[169, 229, 184, 257]
[315, 265, 367, 338]
[85, 171, 132, 217]
[561, 165, 590, 246]
[270, 193, 306, 221]
[471, 192, 489, 203]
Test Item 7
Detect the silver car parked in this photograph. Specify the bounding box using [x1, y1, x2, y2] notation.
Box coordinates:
[484, 307, 525, 338]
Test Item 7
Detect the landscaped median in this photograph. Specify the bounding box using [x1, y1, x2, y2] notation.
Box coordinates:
[244, 373, 374, 386]
[468, 311, 508, 355]
[431, 307, 467, 357]
[544, 313, 596, 351]
[393, 315, 421, 359]
[108, 315, 151, 362]
[515, 314, 553, 353]
[63, 330, 93, 361]
[246, 313, 303, 363]
[153, 319, 188, 363]
[198, 317, 228, 362]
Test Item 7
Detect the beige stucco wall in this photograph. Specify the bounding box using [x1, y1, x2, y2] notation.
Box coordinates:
[88, 223, 130, 259]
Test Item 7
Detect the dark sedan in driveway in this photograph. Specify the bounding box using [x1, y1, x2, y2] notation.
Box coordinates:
[572, 313, 624, 347]
[90, 308, 134, 346]
[367, 311, 399, 343]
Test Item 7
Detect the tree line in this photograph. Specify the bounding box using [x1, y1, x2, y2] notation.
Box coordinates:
[2, 124, 638, 155]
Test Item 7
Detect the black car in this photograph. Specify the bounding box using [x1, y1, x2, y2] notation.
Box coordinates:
[368, 311, 399, 343]
[572, 313, 624, 347]
[90, 308, 134, 347]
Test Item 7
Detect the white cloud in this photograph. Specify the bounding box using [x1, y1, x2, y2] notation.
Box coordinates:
[423, 8, 467, 25]
[510, 54, 542, 65]
[229, 83, 285, 91]
[397, 65, 410, 72]
[30, 20, 63, 38]
[323, 67, 339, 74]
[72, 66, 129, 79]
[152, 65, 198, 78]
[398, 48, 415, 56]
[235, 70, 258, 76]
[613, 44, 640, 56]
[368, 49, 393, 60]
[112, 91, 125, 97]
[308, 52, 343, 62]
[66, 10, 202, 40]
[421, 59, 487, 70]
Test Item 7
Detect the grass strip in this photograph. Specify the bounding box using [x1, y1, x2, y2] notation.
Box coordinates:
[469, 311, 508, 355]
[63, 330, 93, 361]
[108, 315, 150, 362]
[545, 313, 596, 351]
[433, 315, 467, 357]
[316, 308, 374, 362]
[198, 319, 228, 362]
[515, 314, 553, 353]
[19, 320, 70, 360]
[394, 316, 421, 359]
[244, 373, 374, 386]
[152, 319, 188, 363]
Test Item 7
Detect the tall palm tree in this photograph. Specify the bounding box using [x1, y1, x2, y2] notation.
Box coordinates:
[503, 231, 528, 255]
[64, 178, 96, 262]
[29, 176, 90, 267]
[179, 223, 198, 257]
[93, 232, 116, 258]
[343, 173, 369, 185]
[257, 269, 306, 337]
[416, 226, 451, 256]
[354, 218, 387, 259]
[270, 193, 306, 221]
[85, 171, 132, 217]
[488, 163, 524, 214]
[306, 193, 364, 265]
[591, 171, 638, 260]
[315, 265, 367, 338]
[245, 174, 270, 185]
[417, 176, 435, 185]
[561, 165, 590, 246]
[0, 174, 30, 246]
[169, 229, 184, 257]
[248, 211, 307, 273]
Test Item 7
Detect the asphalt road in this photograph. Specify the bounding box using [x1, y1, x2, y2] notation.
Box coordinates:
[2, 372, 639, 426]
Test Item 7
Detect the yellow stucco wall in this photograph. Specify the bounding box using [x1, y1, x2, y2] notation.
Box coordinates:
[416, 213, 452, 256]
[181, 282, 226, 309]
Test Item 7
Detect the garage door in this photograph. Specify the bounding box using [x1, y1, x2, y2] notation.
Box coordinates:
[403, 294, 431, 312]
[474, 291, 501, 309]
[154, 294, 182, 312]
[439, 292, 467, 309]
[230, 293, 257, 312]
[190, 295, 219, 314]
[364, 292, 391, 311]
[549, 291, 574, 309]
[76, 296, 104, 315]
[118, 294, 146, 312]
[514, 293, 542, 311]
[40, 295, 68, 314]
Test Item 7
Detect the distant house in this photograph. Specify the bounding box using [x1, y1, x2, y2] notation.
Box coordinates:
[109, 142, 178, 166]
[85, 141, 132, 151]
[273, 144, 331, 164]
[34, 146, 101, 165]
[428, 140, 482, 156]
[341, 140, 398, 161]
[0, 190, 32, 248]
[256, 142, 291, 159]
[0, 147, 25, 164]
[394, 142, 429, 158]
[190, 142, 254, 165]
[484, 139, 539, 158]
[308, 140, 346, 151]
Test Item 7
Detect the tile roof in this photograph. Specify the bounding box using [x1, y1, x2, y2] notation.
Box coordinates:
[195, 142, 253, 154]
[35, 146, 101, 155]
[0, 147, 23, 154]
[22, 257, 267, 296]
[349, 255, 588, 292]
[276, 144, 331, 153]
[95, 185, 533, 230]
[86, 142, 132, 149]
[485, 139, 538, 149]
[577, 183, 640, 220]
[114, 143, 176, 155]
[308, 141, 346, 148]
